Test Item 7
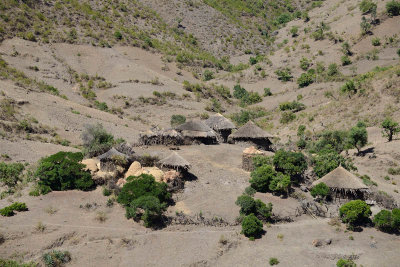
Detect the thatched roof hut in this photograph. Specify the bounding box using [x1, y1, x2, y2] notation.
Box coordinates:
[98, 147, 128, 160]
[97, 148, 130, 172]
[139, 127, 183, 146]
[159, 152, 191, 171]
[228, 121, 273, 150]
[312, 166, 368, 200]
[205, 113, 236, 142]
[175, 120, 217, 144]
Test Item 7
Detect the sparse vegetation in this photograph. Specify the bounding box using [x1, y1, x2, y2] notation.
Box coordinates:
[171, 115, 186, 127]
[81, 123, 115, 157]
[42, 250, 71, 267]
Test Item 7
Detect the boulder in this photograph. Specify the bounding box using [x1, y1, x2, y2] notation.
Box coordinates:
[82, 159, 99, 174]
[125, 161, 142, 178]
[163, 170, 181, 183]
[142, 167, 164, 182]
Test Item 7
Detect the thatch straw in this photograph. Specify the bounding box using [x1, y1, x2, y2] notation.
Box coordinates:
[176, 120, 217, 138]
[228, 121, 273, 140]
[312, 166, 368, 191]
[97, 148, 128, 160]
[159, 152, 191, 171]
[205, 113, 236, 131]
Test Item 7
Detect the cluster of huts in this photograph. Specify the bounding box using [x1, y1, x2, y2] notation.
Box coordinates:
[139, 113, 274, 150]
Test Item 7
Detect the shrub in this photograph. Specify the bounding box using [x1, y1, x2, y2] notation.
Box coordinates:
[250, 165, 276, 192]
[360, 16, 371, 35]
[339, 200, 371, 227]
[273, 150, 307, 178]
[360, 0, 377, 14]
[341, 80, 357, 95]
[255, 199, 272, 221]
[263, 88, 272, 96]
[269, 173, 291, 195]
[371, 37, 380, 46]
[348, 121, 368, 154]
[114, 31, 122, 40]
[381, 118, 400, 142]
[392, 208, 400, 230]
[9, 202, 27, 211]
[269, 257, 280, 266]
[42, 250, 71, 267]
[290, 26, 299, 37]
[35, 152, 93, 194]
[0, 162, 24, 188]
[241, 213, 263, 238]
[126, 195, 166, 227]
[386, 1, 400, 16]
[244, 186, 256, 196]
[373, 210, 392, 232]
[0, 206, 14, 217]
[313, 149, 356, 178]
[275, 68, 293, 82]
[280, 111, 296, 124]
[170, 114, 186, 127]
[81, 123, 114, 157]
[203, 70, 214, 81]
[297, 72, 315, 88]
[299, 57, 310, 71]
[279, 101, 305, 112]
[233, 84, 248, 99]
[327, 63, 339, 76]
[310, 183, 330, 198]
[341, 56, 352, 66]
[252, 155, 273, 169]
[336, 258, 356, 267]
[117, 174, 170, 206]
[236, 195, 256, 215]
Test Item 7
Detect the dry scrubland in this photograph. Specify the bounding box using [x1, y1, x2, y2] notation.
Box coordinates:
[1, 0, 400, 266]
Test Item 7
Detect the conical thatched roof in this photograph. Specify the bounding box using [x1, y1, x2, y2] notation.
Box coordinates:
[229, 121, 273, 140]
[159, 152, 191, 170]
[205, 113, 236, 131]
[312, 166, 368, 190]
[98, 147, 128, 160]
[175, 120, 217, 138]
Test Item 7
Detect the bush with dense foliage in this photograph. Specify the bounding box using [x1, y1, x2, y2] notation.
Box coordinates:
[299, 57, 311, 71]
[235, 195, 272, 221]
[360, 0, 377, 14]
[81, 123, 115, 157]
[348, 121, 368, 154]
[269, 258, 280, 266]
[275, 68, 293, 82]
[203, 70, 215, 81]
[241, 213, 263, 239]
[386, 0, 400, 16]
[381, 118, 400, 142]
[280, 111, 296, 124]
[310, 183, 330, 198]
[249, 165, 276, 192]
[170, 114, 186, 127]
[297, 71, 315, 88]
[0, 162, 25, 188]
[339, 200, 371, 227]
[313, 149, 356, 178]
[269, 173, 291, 195]
[42, 250, 71, 267]
[310, 130, 349, 153]
[279, 101, 305, 112]
[336, 258, 356, 267]
[273, 150, 307, 178]
[0, 202, 28, 217]
[373, 208, 400, 232]
[118, 174, 170, 227]
[35, 152, 93, 194]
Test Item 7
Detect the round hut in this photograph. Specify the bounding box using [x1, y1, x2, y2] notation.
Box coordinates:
[139, 127, 183, 146]
[159, 152, 191, 191]
[205, 113, 236, 143]
[242, 146, 265, 172]
[311, 166, 369, 201]
[228, 121, 274, 151]
[175, 120, 218, 145]
[97, 147, 130, 172]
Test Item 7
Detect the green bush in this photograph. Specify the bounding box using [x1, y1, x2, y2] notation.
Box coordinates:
[0, 206, 14, 217]
[35, 152, 93, 194]
[241, 213, 263, 238]
[297, 72, 315, 88]
[0, 259, 37, 267]
[252, 155, 273, 169]
[275, 68, 293, 82]
[373, 210, 392, 232]
[360, 0, 377, 14]
[269, 257, 280, 266]
[203, 69, 214, 81]
[126, 195, 166, 227]
[371, 37, 380, 46]
[310, 183, 330, 198]
[327, 63, 339, 76]
[290, 26, 299, 37]
[250, 165, 276, 192]
[386, 1, 400, 16]
[341, 56, 352, 66]
[392, 208, 400, 229]
[255, 199, 272, 221]
[336, 258, 356, 267]
[269, 173, 291, 195]
[299, 57, 310, 71]
[339, 200, 371, 227]
[263, 88, 272, 96]
[236, 195, 256, 215]
[42, 250, 71, 267]
[279, 101, 305, 112]
[170, 114, 186, 127]
[114, 31, 123, 40]
[313, 149, 356, 178]
[381, 117, 400, 142]
[0, 202, 28, 216]
[81, 123, 114, 157]
[233, 84, 248, 99]
[0, 162, 25, 188]
[280, 111, 296, 124]
[273, 150, 307, 178]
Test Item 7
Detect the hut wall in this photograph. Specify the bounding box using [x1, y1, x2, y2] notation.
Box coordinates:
[232, 138, 272, 151]
[242, 154, 256, 172]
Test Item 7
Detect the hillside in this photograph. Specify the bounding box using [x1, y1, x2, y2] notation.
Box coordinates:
[1, 0, 400, 266]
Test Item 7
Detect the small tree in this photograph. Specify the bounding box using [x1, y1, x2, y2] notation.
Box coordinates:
[273, 150, 307, 178]
[339, 200, 371, 228]
[36, 152, 93, 194]
[0, 162, 25, 188]
[373, 210, 393, 232]
[126, 195, 166, 227]
[360, 16, 371, 35]
[241, 213, 263, 239]
[348, 121, 368, 154]
[386, 1, 400, 16]
[381, 118, 400, 142]
[249, 165, 276, 192]
[313, 149, 356, 178]
[81, 123, 114, 157]
[269, 173, 291, 195]
[310, 182, 330, 198]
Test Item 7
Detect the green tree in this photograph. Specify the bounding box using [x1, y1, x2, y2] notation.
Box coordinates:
[339, 200, 371, 228]
[310, 182, 330, 198]
[235, 195, 256, 215]
[233, 84, 248, 99]
[35, 152, 93, 194]
[273, 150, 307, 178]
[0, 162, 25, 188]
[269, 173, 291, 195]
[313, 149, 356, 178]
[126, 195, 166, 227]
[373, 210, 393, 232]
[241, 213, 263, 239]
[250, 165, 276, 192]
[381, 118, 400, 142]
[348, 121, 368, 154]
